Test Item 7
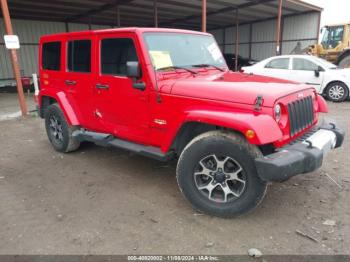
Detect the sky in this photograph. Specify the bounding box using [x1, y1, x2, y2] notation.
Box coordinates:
[302, 0, 350, 26]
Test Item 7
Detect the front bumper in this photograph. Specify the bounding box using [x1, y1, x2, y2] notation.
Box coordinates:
[255, 119, 345, 182]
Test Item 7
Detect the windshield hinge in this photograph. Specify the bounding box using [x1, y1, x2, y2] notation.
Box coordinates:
[254, 95, 263, 111]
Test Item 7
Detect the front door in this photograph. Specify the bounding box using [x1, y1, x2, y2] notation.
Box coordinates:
[290, 58, 324, 93]
[93, 34, 150, 144]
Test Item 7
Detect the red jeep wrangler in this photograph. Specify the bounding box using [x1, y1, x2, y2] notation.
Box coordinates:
[37, 28, 344, 217]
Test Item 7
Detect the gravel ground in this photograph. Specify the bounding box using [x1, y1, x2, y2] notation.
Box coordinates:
[0, 100, 349, 255]
[0, 93, 36, 120]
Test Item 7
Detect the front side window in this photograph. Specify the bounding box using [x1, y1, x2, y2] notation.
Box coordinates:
[293, 58, 319, 71]
[42, 41, 61, 71]
[100, 38, 138, 75]
[143, 33, 226, 70]
[265, 58, 289, 69]
[67, 40, 91, 73]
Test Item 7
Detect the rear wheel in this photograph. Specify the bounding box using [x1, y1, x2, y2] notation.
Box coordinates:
[326, 82, 349, 102]
[176, 131, 267, 218]
[45, 104, 80, 153]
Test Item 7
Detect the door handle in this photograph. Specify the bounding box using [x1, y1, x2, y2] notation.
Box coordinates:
[65, 80, 76, 85]
[96, 83, 109, 89]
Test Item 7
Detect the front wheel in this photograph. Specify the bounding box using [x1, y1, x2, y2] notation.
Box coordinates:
[326, 82, 349, 102]
[176, 131, 267, 218]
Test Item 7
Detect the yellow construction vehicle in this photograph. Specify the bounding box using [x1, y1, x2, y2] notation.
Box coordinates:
[308, 22, 350, 68]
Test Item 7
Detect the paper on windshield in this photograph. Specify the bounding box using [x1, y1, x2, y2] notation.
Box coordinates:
[149, 51, 173, 70]
[207, 43, 222, 61]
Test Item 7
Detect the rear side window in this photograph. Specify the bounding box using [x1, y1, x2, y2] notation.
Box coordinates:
[101, 38, 138, 75]
[67, 40, 91, 73]
[42, 42, 61, 71]
[293, 58, 319, 71]
[265, 58, 289, 69]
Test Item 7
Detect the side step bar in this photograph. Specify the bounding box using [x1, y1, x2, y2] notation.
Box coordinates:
[72, 129, 174, 162]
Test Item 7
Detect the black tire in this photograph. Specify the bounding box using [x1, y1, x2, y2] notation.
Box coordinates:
[176, 131, 267, 218]
[44, 104, 80, 153]
[338, 55, 350, 69]
[325, 82, 349, 102]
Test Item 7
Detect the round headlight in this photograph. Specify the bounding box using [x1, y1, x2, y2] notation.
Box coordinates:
[274, 104, 282, 122]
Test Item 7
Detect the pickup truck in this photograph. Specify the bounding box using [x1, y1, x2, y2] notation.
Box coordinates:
[37, 28, 344, 218]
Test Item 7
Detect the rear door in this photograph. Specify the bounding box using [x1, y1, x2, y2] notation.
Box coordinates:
[64, 36, 96, 129]
[93, 33, 151, 144]
[290, 57, 324, 92]
[40, 39, 63, 96]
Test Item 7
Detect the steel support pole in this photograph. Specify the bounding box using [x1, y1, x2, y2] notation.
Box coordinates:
[280, 16, 285, 54]
[275, 0, 283, 55]
[235, 9, 239, 72]
[248, 23, 253, 60]
[0, 0, 27, 116]
[88, 16, 92, 30]
[202, 0, 207, 32]
[222, 28, 226, 53]
[316, 11, 321, 43]
[154, 0, 158, 27]
[116, 5, 121, 27]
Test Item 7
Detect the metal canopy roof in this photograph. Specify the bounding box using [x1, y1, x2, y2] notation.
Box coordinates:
[4, 0, 322, 30]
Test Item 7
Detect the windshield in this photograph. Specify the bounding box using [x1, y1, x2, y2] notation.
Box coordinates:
[321, 26, 344, 49]
[311, 56, 338, 69]
[143, 32, 227, 71]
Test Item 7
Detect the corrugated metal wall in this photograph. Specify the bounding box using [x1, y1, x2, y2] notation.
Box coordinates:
[0, 18, 112, 86]
[211, 24, 251, 58]
[209, 12, 320, 61]
[281, 12, 319, 55]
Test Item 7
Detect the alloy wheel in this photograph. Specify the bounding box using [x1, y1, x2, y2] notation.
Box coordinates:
[194, 154, 246, 203]
[328, 85, 345, 100]
[49, 114, 63, 144]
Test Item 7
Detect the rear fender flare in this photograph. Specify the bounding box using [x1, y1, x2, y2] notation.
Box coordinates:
[39, 91, 80, 126]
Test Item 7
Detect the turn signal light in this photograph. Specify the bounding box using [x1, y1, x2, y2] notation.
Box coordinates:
[245, 129, 255, 139]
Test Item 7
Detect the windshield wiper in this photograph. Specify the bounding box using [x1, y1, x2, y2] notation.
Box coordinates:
[191, 64, 225, 72]
[157, 66, 197, 74]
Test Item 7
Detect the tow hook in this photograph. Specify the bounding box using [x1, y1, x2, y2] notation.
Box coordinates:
[304, 140, 313, 148]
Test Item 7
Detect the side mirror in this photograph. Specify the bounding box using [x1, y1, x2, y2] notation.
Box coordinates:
[314, 70, 320, 77]
[126, 61, 141, 78]
[314, 66, 324, 77]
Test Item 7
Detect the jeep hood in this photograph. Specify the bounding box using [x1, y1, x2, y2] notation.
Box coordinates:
[169, 72, 314, 107]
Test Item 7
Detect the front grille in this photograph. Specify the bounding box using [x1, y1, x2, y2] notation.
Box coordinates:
[287, 95, 314, 137]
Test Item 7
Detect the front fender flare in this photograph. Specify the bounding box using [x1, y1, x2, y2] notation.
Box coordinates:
[317, 94, 328, 113]
[162, 110, 283, 152]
